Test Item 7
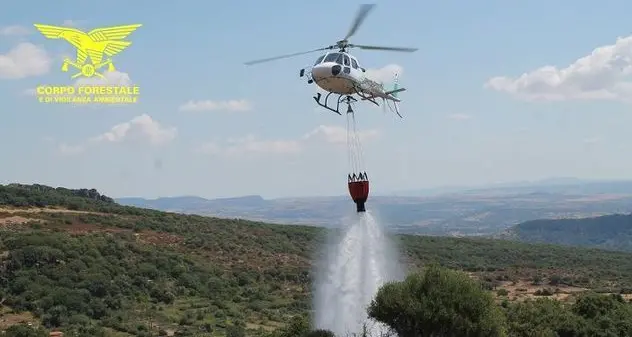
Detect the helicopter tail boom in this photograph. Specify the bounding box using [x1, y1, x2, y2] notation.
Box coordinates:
[384, 87, 406, 98]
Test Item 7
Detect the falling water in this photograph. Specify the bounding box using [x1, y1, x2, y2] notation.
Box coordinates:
[313, 210, 404, 336]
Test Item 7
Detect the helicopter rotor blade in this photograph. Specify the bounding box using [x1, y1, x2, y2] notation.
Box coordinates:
[344, 4, 376, 40]
[351, 44, 418, 52]
[244, 47, 332, 65]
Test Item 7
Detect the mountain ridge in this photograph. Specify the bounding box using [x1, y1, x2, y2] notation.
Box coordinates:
[115, 179, 632, 236]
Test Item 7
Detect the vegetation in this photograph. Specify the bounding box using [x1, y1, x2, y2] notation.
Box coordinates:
[2, 184, 632, 336]
[368, 264, 507, 336]
[507, 213, 632, 252]
[366, 265, 632, 337]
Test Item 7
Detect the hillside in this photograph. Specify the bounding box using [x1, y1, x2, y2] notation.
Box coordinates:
[505, 213, 632, 252]
[116, 182, 632, 236]
[3, 184, 632, 336]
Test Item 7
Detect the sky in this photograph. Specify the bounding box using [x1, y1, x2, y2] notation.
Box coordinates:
[3, 0, 632, 199]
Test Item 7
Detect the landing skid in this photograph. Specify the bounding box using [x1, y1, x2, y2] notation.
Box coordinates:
[314, 92, 357, 115]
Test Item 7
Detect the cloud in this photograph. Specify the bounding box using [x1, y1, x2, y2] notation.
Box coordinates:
[57, 114, 176, 155]
[447, 113, 472, 121]
[1, 21, 81, 37]
[62, 19, 86, 27]
[485, 35, 632, 102]
[178, 100, 253, 112]
[197, 125, 379, 157]
[364, 64, 403, 84]
[0, 25, 30, 36]
[302, 125, 379, 144]
[74, 70, 133, 86]
[0, 42, 51, 79]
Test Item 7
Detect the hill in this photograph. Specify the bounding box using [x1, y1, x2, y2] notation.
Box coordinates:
[116, 179, 632, 236]
[504, 213, 632, 252]
[3, 184, 632, 336]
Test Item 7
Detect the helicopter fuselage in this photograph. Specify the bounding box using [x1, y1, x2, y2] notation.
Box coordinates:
[309, 52, 366, 95]
[299, 50, 405, 116]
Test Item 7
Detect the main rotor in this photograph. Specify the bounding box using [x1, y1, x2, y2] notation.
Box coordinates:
[244, 4, 417, 65]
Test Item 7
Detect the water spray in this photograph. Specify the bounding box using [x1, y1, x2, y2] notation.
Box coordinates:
[312, 211, 404, 336]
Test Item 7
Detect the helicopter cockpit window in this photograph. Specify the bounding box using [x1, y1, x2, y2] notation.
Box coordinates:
[334, 54, 344, 65]
[314, 55, 326, 65]
[324, 53, 340, 63]
[343, 55, 350, 66]
[351, 58, 358, 69]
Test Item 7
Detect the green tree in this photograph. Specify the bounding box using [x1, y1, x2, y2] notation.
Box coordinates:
[367, 264, 507, 337]
[226, 325, 246, 337]
[505, 298, 588, 337]
[572, 293, 632, 337]
[3, 324, 48, 337]
[274, 315, 311, 337]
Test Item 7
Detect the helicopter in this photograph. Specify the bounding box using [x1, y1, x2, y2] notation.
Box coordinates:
[244, 4, 417, 117]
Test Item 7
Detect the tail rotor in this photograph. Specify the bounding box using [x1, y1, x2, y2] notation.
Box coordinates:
[386, 72, 403, 118]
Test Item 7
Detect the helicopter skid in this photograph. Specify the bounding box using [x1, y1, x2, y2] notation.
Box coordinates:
[313, 92, 357, 115]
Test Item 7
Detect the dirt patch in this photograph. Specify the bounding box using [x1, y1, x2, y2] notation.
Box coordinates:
[0, 207, 108, 216]
[55, 222, 185, 248]
[495, 280, 588, 302]
[0, 216, 33, 226]
[0, 306, 37, 329]
[60, 222, 128, 235]
[136, 231, 184, 247]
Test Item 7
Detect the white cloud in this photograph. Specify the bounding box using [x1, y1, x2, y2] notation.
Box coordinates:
[74, 70, 133, 86]
[0, 20, 82, 37]
[302, 125, 379, 144]
[448, 113, 472, 121]
[0, 42, 51, 79]
[197, 125, 379, 157]
[58, 114, 176, 155]
[62, 20, 86, 27]
[365, 64, 403, 84]
[485, 35, 632, 102]
[90, 114, 176, 145]
[178, 100, 252, 112]
[0, 25, 30, 36]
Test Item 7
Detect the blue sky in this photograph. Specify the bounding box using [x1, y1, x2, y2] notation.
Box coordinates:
[3, 0, 632, 199]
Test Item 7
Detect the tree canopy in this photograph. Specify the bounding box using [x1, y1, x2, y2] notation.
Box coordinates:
[368, 264, 507, 337]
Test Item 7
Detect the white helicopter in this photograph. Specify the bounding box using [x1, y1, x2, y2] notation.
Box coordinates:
[244, 4, 417, 117]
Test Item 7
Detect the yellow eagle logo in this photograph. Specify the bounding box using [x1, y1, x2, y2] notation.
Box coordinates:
[33, 24, 142, 79]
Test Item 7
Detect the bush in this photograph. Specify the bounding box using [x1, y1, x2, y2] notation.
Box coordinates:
[496, 288, 509, 296]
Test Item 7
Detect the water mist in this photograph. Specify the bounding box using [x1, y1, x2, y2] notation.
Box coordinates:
[312, 210, 404, 336]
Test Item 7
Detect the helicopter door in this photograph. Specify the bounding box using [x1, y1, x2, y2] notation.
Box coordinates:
[342, 55, 351, 74]
[342, 54, 351, 74]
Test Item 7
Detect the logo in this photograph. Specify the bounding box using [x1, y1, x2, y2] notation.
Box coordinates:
[33, 24, 142, 104]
